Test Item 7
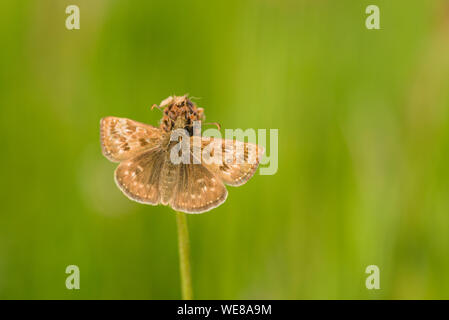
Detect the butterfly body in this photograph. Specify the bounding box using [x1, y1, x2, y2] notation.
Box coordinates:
[158, 95, 204, 134]
[101, 95, 263, 213]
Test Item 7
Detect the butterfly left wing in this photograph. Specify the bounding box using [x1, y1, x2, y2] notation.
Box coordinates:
[170, 163, 228, 214]
[114, 148, 165, 205]
[100, 117, 163, 162]
[193, 137, 264, 186]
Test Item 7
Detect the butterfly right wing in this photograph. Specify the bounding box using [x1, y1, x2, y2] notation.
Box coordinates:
[114, 148, 165, 205]
[100, 117, 163, 162]
[170, 163, 228, 213]
[194, 137, 264, 186]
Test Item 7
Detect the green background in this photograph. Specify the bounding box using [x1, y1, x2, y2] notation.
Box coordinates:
[1, 0, 448, 299]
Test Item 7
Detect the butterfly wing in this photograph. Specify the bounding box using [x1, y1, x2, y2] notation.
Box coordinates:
[195, 137, 264, 186]
[102, 117, 263, 212]
[114, 148, 165, 205]
[170, 163, 228, 214]
[100, 117, 163, 162]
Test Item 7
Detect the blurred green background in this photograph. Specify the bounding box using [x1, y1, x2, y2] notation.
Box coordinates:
[1, 0, 448, 299]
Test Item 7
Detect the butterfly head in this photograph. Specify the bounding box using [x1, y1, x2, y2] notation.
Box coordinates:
[158, 95, 204, 135]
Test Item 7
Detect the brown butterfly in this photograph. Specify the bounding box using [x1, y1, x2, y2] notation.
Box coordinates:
[100, 95, 264, 213]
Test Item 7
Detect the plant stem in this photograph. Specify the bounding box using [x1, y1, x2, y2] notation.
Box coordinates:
[176, 211, 193, 300]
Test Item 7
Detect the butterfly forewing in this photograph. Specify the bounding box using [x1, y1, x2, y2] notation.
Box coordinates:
[197, 137, 264, 186]
[100, 117, 163, 162]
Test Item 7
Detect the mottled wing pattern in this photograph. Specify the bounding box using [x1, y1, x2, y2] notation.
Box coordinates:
[171, 163, 228, 214]
[196, 137, 264, 186]
[114, 148, 165, 205]
[100, 117, 163, 162]
[101, 115, 263, 213]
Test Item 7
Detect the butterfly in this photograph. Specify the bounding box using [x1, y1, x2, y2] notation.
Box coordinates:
[100, 95, 264, 213]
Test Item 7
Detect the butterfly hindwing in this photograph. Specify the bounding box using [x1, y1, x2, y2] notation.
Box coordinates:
[171, 163, 227, 213]
[114, 148, 165, 205]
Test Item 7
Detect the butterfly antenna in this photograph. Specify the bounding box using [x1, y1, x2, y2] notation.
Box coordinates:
[203, 122, 221, 131]
[151, 104, 163, 112]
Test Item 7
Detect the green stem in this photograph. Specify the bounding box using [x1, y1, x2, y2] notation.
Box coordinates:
[176, 211, 193, 300]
